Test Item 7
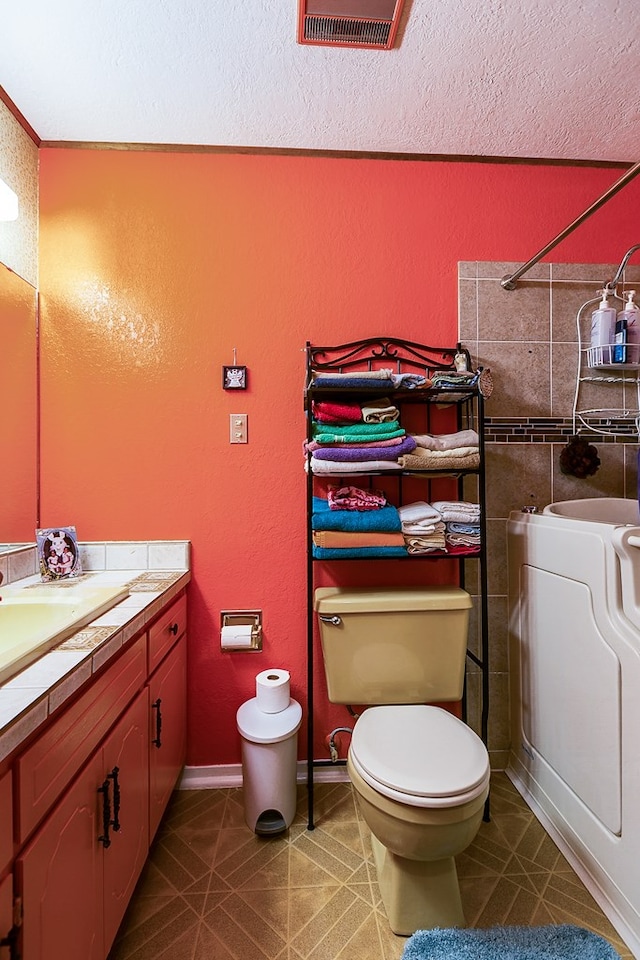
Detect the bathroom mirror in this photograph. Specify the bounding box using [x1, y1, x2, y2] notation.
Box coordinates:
[0, 260, 38, 548]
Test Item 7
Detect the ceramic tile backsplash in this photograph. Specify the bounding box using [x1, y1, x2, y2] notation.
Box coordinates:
[1, 540, 190, 585]
[460, 260, 637, 767]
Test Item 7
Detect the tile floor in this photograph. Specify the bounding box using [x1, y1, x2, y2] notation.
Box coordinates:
[108, 773, 633, 960]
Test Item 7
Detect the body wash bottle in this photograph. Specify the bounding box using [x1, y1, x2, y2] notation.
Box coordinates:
[619, 291, 640, 364]
[590, 290, 617, 364]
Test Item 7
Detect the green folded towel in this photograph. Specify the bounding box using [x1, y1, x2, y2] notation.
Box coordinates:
[312, 420, 404, 444]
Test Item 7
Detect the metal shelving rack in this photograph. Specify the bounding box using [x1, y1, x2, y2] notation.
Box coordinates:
[303, 338, 489, 830]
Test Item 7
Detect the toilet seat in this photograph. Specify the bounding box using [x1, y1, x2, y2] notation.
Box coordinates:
[349, 704, 490, 808]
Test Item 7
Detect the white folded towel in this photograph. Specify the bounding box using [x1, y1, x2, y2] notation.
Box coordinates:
[398, 501, 443, 524]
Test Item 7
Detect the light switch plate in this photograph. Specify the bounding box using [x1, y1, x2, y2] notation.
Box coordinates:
[230, 413, 248, 443]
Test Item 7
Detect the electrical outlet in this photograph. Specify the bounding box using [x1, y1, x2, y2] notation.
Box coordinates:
[230, 413, 248, 443]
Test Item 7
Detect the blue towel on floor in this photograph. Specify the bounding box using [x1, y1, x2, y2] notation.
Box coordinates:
[312, 497, 401, 532]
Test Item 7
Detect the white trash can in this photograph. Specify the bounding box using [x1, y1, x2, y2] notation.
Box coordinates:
[236, 697, 302, 835]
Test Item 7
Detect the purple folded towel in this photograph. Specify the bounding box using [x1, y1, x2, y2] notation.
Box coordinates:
[312, 435, 416, 462]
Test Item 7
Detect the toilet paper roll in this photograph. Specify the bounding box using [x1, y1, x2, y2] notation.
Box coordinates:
[256, 668, 290, 713]
[221, 624, 254, 649]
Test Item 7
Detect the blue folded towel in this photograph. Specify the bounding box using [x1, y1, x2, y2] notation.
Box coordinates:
[313, 546, 408, 559]
[312, 497, 401, 532]
[311, 377, 394, 390]
[447, 521, 481, 534]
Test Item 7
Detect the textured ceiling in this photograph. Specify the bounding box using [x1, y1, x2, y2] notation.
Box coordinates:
[2, 0, 640, 162]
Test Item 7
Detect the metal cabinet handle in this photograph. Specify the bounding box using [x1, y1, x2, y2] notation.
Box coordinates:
[152, 698, 163, 748]
[108, 766, 121, 832]
[0, 924, 19, 960]
[98, 779, 112, 848]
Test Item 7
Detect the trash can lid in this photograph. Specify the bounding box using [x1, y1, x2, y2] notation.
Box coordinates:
[236, 697, 302, 744]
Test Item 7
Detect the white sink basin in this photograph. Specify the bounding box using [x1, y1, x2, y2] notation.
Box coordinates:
[0, 583, 130, 683]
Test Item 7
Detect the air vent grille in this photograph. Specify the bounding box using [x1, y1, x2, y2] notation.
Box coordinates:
[303, 15, 392, 47]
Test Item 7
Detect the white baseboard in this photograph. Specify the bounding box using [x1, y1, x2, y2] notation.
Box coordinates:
[179, 761, 349, 790]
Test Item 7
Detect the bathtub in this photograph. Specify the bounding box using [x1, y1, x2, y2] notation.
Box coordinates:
[507, 498, 640, 956]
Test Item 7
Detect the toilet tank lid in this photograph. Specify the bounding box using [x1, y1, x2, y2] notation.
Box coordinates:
[314, 586, 472, 613]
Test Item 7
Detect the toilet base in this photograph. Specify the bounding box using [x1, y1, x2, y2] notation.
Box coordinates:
[371, 833, 465, 936]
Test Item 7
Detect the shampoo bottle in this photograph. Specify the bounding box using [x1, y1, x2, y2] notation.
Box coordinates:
[590, 290, 617, 364]
[618, 291, 640, 364]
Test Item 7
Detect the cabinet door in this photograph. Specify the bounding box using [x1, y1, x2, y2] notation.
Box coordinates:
[0, 872, 13, 960]
[17, 752, 104, 960]
[0, 770, 12, 875]
[102, 690, 150, 954]
[148, 634, 187, 839]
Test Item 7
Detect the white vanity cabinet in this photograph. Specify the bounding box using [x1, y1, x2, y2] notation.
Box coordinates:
[6, 588, 188, 960]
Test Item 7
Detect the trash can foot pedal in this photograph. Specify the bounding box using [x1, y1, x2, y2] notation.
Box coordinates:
[255, 809, 287, 836]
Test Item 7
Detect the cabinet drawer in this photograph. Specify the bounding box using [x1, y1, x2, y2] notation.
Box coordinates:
[16, 633, 147, 845]
[0, 770, 12, 874]
[148, 594, 186, 673]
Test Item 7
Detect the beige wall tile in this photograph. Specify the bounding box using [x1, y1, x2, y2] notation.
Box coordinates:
[485, 444, 553, 518]
[459, 277, 478, 343]
[478, 341, 551, 418]
[477, 279, 550, 342]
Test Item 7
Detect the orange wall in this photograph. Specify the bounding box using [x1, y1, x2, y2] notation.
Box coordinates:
[37, 149, 640, 766]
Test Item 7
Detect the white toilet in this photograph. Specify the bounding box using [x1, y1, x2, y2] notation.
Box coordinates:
[314, 586, 490, 936]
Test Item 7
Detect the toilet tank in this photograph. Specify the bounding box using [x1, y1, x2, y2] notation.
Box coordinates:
[314, 586, 472, 705]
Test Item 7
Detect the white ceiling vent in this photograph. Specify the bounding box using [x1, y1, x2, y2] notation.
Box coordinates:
[297, 0, 405, 49]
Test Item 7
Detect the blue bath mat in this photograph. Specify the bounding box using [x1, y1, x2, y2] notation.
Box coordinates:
[401, 924, 620, 960]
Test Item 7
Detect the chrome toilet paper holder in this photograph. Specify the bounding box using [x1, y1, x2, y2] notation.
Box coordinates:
[220, 610, 263, 652]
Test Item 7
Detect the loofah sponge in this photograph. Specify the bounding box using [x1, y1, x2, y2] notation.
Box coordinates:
[559, 435, 601, 479]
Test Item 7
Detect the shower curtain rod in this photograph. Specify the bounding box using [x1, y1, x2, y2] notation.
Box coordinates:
[501, 160, 640, 290]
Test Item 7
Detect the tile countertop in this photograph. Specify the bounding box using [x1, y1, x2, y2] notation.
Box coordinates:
[0, 540, 191, 764]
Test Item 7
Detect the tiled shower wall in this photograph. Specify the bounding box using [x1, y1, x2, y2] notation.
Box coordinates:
[459, 259, 640, 769]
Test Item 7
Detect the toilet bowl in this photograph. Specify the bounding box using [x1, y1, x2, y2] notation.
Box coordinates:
[347, 703, 490, 935]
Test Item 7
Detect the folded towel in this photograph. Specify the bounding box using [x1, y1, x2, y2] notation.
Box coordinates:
[312, 436, 416, 462]
[402, 521, 443, 535]
[390, 373, 428, 389]
[311, 420, 403, 443]
[447, 522, 481, 534]
[312, 400, 362, 424]
[446, 533, 481, 547]
[312, 497, 401, 532]
[432, 500, 480, 521]
[313, 530, 406, 548]
[361, 398, 400, 423]
[430, 371, 479, 389]
[328, 486, 387, 511]
[312, 369, 394, 381]
[312, 545, 409, 559]
[411, 429, 479, 451]
[399, 445, 479, 460]
[398, 451, 480, 471]
[405, 535, 447, 554]
[397, 501, 444, 524]
[308, 458, 403, 475]
[305, 435, 406, 452]
[311, 377, 395, 390]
